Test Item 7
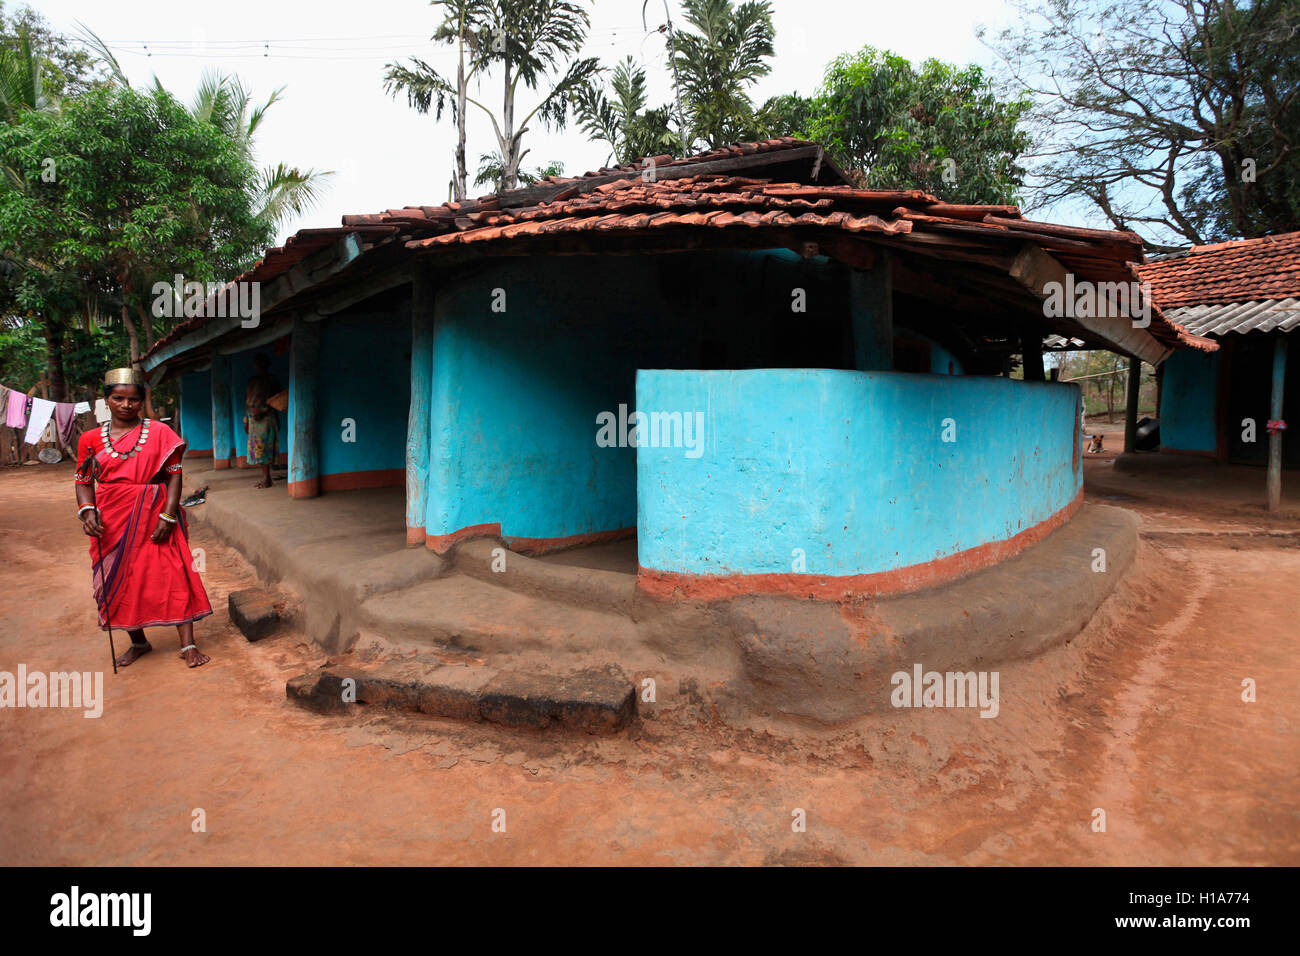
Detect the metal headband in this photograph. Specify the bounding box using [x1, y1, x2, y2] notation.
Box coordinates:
[103, 368, 144, 387]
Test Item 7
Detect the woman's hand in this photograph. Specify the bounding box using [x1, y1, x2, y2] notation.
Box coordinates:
[150, 516, 174, 543]
[81, 509, 103, 537]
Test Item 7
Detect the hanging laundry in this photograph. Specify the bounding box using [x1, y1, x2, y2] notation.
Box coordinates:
[24, 396, 56, 445]
[5, 389, 28, 428]
[54, 403, 79, 446]
[93, 398, 110, 423]
[73, 401, 91, 414]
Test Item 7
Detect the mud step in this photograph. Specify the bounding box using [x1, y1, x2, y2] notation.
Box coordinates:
[358, 572, 641, 655]
[286, 661, 635, 734]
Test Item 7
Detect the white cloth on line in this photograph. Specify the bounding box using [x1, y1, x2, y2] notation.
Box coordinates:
[93, 398, 110, 423]
[24, 396, 56, 445]
[73, 401, 91, 414]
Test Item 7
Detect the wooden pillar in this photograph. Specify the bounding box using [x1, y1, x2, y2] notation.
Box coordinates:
[288, 317, 321, 499]
[210, 353, 233, 469]
[1267, 336, 1288, 511]
[849, 250, 893, 371]
[1021, 331, 1045, 382]
[406, 270, 434, 544]
[1124, 356, 1141, 454]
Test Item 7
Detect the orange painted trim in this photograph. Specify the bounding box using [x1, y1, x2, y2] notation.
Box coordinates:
[424, 522, 636, 556]
[214, 458, 233, 470]
[319, 468, 403, 492]
[426, 522, 501, 554]
[637, 489, 1085, 603]
[508, 525, 635, 556]
[186, 448, 213, 458]
[406, 526, 426, 546]
[288, 477, 319, 499]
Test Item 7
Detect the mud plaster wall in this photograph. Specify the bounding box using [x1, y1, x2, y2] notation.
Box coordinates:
[179, 369, 212, 452]
[1159, 346, 1219, 453]
[421, 250, 854, 546]
[636, 368, 1083, 577]
[316, 308, 411, 481]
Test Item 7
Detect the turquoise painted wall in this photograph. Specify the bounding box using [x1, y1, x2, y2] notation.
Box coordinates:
[1159, 347, 1219, 453]
[179, 369, 211, 451]
[637, 368, 1082, 577]
[422, 250, 852, 543]
[316, 309, 411, 478]
[225, 346, 289, 459]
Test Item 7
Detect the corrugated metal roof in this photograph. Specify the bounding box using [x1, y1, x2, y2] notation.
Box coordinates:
[1165, 297, 1300, 336]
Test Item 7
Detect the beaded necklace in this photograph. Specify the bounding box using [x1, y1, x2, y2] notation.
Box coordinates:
[101, 418, 150, 460]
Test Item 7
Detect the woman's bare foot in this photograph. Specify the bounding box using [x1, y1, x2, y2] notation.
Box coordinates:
[180, 645, 211, 668]
[116, 641, 151, 667]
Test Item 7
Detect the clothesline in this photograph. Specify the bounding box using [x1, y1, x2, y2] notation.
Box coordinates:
[0, 382, 99, 448]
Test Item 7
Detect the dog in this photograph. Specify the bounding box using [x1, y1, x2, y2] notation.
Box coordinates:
[1087, 434, 1104, 454]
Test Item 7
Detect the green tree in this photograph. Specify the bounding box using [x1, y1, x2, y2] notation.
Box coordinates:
[384, 0, 489, 202]
[572, 56, 681, 165]
[984, 0, 1300, 248]
[473, 152, 563, 190]
[79, 28, 331, 232]
[670, 0, 776, 150]
[387, 0, 599, 194]
[0, 85, 272, 374]
[804, 47, 1030, 204]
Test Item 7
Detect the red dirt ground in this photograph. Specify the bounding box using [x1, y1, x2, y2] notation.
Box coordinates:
[1, 461, 1297, 865]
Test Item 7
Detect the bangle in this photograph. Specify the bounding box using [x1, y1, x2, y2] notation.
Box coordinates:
[77, 504, 98, 518]
[158, 512, 177, 524]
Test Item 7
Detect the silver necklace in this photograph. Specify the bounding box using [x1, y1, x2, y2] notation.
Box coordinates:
[101, 418, 150, 459]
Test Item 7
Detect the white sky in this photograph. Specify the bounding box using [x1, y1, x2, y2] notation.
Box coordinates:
[31, 0, 1025, 244]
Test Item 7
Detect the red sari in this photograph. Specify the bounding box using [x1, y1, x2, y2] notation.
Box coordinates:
[75, 419, 212, 631]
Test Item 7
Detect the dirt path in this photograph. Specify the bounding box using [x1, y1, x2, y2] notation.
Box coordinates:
[1, 463, 1296, 865]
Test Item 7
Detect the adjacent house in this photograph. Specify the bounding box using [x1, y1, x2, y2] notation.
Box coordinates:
[1138, 231, 1297, 507]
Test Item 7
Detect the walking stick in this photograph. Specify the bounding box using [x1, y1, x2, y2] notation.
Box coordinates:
[81, 449, 117, 675]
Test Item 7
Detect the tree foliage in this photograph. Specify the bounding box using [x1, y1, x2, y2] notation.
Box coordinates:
[0, 85, 271, 367]
[802, 47, 1031, 204]
[571, 56, 681, 166]
[670, 0, 775, 150]
[984, 0, 1300, 248]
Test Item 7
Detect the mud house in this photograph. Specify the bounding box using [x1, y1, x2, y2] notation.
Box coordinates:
[1136, 233, 1297, 507]
[142, 138, 1209, 607]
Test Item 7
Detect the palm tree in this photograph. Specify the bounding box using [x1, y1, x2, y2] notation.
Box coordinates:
[473, 151, 564, 191]
[77, 27, 331, 231]
[572, 56, 682, 166]
[670, 0, 775, 151]
[388, 0, 600, 194]
[384, 0, 489, 202]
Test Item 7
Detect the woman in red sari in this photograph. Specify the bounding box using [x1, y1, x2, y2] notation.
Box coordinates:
[74, 368, 212, 668]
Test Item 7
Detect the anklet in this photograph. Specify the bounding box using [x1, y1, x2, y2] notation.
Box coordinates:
[180, 644, 197, 652]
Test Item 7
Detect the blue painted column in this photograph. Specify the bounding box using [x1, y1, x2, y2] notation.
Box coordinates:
[406, 269, 434, 544]
[288, 317, 321, 498]
[210, 353, 233, 469]
[1267, 335, 1288, 511]
[849, 250, 893, 371]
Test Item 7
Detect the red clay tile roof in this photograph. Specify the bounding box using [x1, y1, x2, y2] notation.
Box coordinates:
[145, 137, 1207, 361]
[1136, 231, 1300, 308]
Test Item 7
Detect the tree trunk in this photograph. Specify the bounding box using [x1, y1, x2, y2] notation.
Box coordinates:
[119, 302, 139, 364]
[136, 301, 155, 354]
[43, 319, 67, 402]
[500, 62, 517, 191]
[454, 14, 468, 201]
